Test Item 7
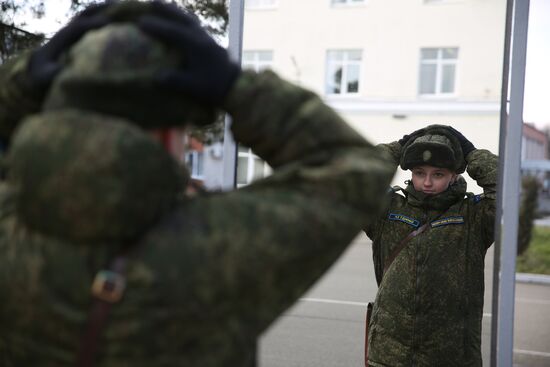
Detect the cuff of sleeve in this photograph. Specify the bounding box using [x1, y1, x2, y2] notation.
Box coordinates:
[221, 69, 257, 115]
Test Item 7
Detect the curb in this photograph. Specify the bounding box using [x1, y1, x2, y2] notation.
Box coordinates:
[516, 273, 550, 285]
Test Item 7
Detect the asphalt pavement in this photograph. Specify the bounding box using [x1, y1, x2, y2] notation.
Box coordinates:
[258, 234, 550, 367]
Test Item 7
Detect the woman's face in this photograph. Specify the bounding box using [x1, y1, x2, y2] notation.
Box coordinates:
[411, 165, 457, 195]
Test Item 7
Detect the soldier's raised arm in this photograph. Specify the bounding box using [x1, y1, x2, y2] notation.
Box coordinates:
[136, 5, 395, 334]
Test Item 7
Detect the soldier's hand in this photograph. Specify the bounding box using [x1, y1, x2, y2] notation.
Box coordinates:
[446, 126, 476, 156]
[137, 1, 240, 106]
[27, 3, 110, 91]
[398, 128, 427, 146]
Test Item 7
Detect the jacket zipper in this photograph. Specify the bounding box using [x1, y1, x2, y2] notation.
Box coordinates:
[412, 210, 428, 366]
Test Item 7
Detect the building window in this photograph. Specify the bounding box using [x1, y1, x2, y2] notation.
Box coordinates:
[237, 146, 271, 187]
[242, 50, 273, 72]
[246, 0, 278, 9]
[185, 151, 204, 179]
[326, 49, 362, 95]
[424, 0, 462, 4]
[419, 47, 458, 96]
[331, 0, 366, 5]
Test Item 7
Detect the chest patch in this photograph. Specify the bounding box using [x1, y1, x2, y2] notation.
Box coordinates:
[431, 216, 465, 228]
[388, 213, 420, 228]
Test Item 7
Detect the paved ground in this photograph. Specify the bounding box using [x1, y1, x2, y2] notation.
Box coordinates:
[258, 234, 550, 367]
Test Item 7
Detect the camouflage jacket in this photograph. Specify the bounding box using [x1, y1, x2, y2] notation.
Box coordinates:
[365, 141, 497, 367]
[0, 56, 395, 367]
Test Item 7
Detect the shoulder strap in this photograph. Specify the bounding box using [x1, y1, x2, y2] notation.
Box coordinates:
[75, 250, 130, 367]
[382, 222, 430, 276]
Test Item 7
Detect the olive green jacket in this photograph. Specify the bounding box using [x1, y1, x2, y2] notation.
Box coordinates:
[366, 142, 497, 367]
[0, 55, 394, 366]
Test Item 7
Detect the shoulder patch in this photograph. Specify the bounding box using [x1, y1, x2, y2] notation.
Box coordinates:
[431, 216, 465, 228]
[472, 194, 484, 204]
[388, 213, 420, 228]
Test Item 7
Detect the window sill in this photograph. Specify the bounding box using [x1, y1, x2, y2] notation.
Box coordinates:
[423, 0, 465, 5]
[326, 93, 362, 99]
[417, 93, 458, 100]
[331, 4, 368, 9]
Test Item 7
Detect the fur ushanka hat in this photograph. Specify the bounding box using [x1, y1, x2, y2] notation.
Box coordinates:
[400, 124, 467, 173]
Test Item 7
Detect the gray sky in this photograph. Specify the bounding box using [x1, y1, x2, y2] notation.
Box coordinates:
[524, 0, 550, 129]
[14, 0, 550, 130]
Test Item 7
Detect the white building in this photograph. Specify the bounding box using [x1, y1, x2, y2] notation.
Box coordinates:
[241, 0, 507, 190]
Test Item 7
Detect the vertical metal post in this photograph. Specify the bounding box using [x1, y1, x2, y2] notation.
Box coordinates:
[490, 0, 514, 365]
[221, 0, 245, 190]
[495, 1, 529, 366]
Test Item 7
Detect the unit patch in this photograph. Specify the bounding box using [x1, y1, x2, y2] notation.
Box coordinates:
[473, 194, 484, 204]
[388, 213, 420, 228]
[431, 216, 465, 228]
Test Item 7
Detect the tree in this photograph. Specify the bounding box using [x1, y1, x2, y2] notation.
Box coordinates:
[0, 22, 44, 62]
[1, 0, 228, 34]
[1, 0, 228, 62]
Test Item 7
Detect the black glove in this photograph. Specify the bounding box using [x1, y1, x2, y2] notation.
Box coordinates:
[27, 3, 110, 91]
[137, 1, 241, 106]
[447, 126, 476, 156]
[398, 128, 426, 146]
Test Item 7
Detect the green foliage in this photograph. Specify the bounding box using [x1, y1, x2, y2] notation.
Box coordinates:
[0, 22, 44, 62]
[188, 116, 225, 144]
[517, 176, 540, 255]
[1, 0, 228, 62]
[516, 226, 550, 275]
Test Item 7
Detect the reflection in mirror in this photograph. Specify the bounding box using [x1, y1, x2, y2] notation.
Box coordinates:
[240, 0, 507, 366]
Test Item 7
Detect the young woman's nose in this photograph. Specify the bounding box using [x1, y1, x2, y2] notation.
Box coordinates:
[424, 176, 433, 187]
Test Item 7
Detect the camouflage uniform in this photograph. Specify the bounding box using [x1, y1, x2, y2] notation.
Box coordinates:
[0, 20, 395, 367]
[365, 140, 497, 367]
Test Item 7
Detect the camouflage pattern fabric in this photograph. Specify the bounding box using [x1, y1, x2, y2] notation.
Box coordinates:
[43, 23, 217, 128]
[0, 57, 395, 366]
[0, 51, 43, 141]
[365, 142, 497, 367]
[8, 109, 185, 243]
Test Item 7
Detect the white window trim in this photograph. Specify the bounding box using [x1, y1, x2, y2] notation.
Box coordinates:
[325, 49, 363, 97]
[330, 0, 367, 7]
[246, 0, 279, 10]
[237, 147, 271, 187]
[418, 47, 459, 98]
[242, 50, 274, 72]
[423, 0, 465, 5]
[185, 151, 205, 180]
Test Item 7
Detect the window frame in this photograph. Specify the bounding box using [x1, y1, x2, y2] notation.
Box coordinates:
[418, 47, 459, 98]
[185, 151, 205, 180]
[236, 146, 271, 187]
[325, 49, 363, 97]
[330, 0, 367, 7]
[245, 0, 278, 10]
[242, 50, 274, 72]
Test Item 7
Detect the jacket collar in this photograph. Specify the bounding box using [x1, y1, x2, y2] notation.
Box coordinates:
[404, 176, 467, 211]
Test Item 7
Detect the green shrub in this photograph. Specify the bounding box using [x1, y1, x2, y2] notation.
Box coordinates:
[517, 176, 540, 255]
[516, 226, 550, 275]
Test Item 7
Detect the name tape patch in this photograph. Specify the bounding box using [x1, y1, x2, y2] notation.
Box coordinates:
[431, 216, 465, 228]
[388, 213, 420, 228]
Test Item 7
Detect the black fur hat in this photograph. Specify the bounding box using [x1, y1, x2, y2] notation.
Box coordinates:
[400, 125, 466, 173]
